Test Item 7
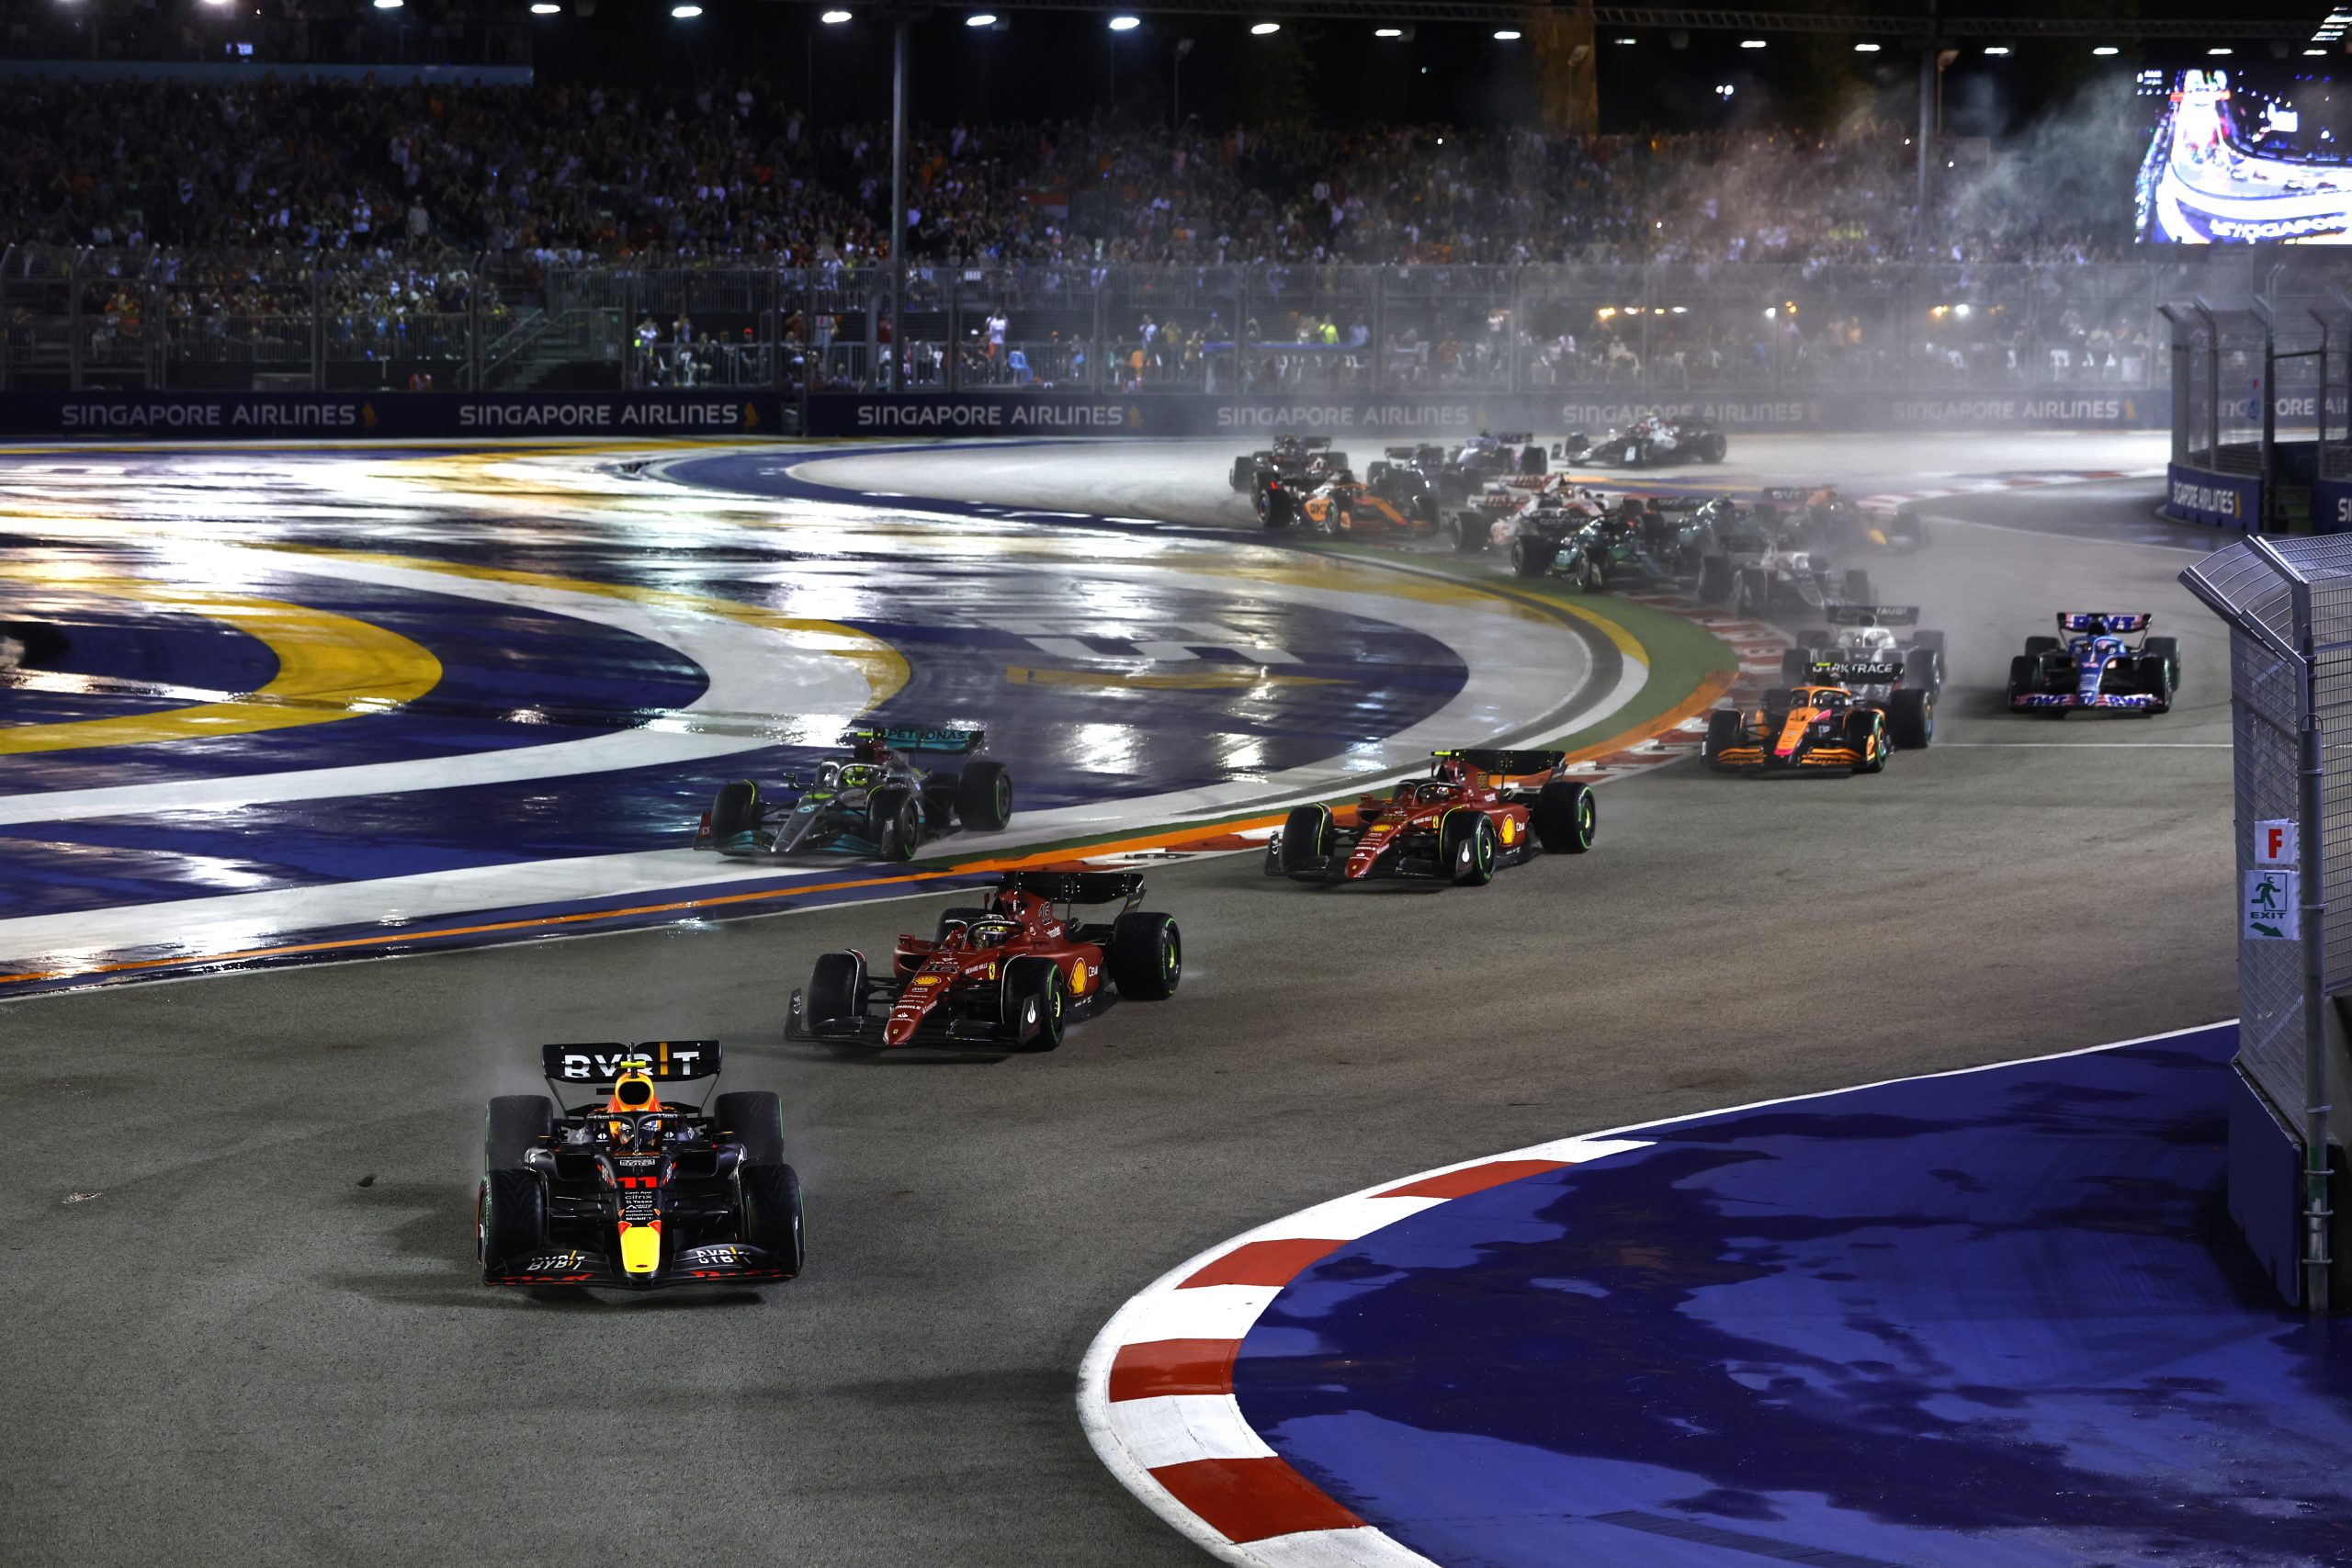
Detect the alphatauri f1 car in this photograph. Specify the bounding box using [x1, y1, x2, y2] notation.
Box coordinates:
[1702, 666, 1928, 773]
[479, 1041, 805, 1289]
[696, 726, 1013, 863]
[2007, 613, 2180, 716]
[786, 870, 1182, 1050]
[1781, 604, 1945, 694]
[1266, 750, 1597, 886]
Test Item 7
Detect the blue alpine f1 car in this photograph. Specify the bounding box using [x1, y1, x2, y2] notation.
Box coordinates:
[2007, 613, 2181, 716]
[694, 726, 1014, 863]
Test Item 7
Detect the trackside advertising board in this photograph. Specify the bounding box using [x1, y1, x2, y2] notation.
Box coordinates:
[2165, 463, 2261, 528]
[0, 391, 791, 439]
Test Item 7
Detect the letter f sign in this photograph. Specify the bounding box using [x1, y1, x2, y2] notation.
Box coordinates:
[2257, 819, 2298, 866]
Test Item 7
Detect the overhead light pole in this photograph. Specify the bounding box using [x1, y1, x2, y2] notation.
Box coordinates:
[889, 9, 909, 390]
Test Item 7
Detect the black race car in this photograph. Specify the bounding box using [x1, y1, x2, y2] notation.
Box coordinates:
[479, 1041, 805, 1289]
[1362, 445, 1447, 525]
[1230, 434, 1352, 517]
[1559, 416, 1727, 468]
[695, 726, 1013, 863]
[1438, 432, 1546, 499]
[1761, 486, 1929, 552]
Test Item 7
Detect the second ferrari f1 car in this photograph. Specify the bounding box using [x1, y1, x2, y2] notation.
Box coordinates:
[695, 726, 1013, 863]
[2007, 612, 2180, 716]
[1702, 664, 1930, 774]
[478, 1041, 805, 1290]
[786, 870, 1182, 1050]
[1265, 749, 1597, 886]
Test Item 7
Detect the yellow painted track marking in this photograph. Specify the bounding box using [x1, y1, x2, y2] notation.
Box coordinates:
[0, 568, 442, 755]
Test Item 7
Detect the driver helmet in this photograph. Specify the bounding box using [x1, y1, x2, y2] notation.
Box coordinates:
[837, 762, 882, 790]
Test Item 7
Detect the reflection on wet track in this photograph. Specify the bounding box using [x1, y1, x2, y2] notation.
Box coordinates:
[0, 445, 1626, 985]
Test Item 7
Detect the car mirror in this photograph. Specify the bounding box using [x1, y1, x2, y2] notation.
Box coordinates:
[521, 1148, 558, 1175]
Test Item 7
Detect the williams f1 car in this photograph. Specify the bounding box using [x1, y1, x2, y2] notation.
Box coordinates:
[1558, 414, 1727, 468]
[2007, 613, 2180, 716]
[786, 870, 1182, 1050]
[479, 1041, 805, 1289]
[1702, 665, 1929, 774]
[1265, 749, 1597, 886]
[695, 726, 1013, 863]
[1781, 604, 1945, 694]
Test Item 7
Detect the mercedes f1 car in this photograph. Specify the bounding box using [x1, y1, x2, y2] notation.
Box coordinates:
[2007, 613, 2180, 716]
[1558, 414, 1727, 468]
[1702, 665, 1929, 774]
[695, 726, 1013, 863]
[1781, 604, 1945, 694]
[479, 1041, 805, 1289]
[786, 870, 1182, 1050]
[1265, 749, 1597, 886]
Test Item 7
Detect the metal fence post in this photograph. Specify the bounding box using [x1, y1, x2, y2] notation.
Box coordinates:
[469, 252, 484, 392]
[67, 248, 84, 392]
[1371, 268, 1385, 396]
[2293, 571, 2335, 1313]
[2198, 299, 2222, 471]
[310, 260, 325, 391]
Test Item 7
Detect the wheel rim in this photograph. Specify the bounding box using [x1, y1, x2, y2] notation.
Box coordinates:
[1579, 796, 1595, 844]
[1162, 928, 1181, 982]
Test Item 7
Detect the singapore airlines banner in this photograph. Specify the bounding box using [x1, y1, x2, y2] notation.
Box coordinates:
[0, 392, 791, 439]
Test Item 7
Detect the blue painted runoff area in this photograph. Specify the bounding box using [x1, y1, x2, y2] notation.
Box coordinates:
[1233, 1024, 2352, 1568]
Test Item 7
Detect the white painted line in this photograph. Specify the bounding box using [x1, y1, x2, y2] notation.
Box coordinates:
[1247, 1529, 1442, 1568]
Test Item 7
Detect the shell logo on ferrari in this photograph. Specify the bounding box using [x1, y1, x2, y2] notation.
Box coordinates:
[913, 975, 944, 987]
[1070, 960, 1090, 995]
[1498, 817, 1516, 845]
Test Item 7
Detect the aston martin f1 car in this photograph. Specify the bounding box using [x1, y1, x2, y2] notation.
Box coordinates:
[2007, 613, 2180, 716]
[1558, 414, 1727, 468]
[1702, 666, 1928, 773]
[1264, 749, 1597, 886]
[786, 870, 1182, 1050]
[479, 1041, 805, 1289]
[1781, 604, 1945, 694]
[695, 726, 1013, 863]
[1507, 501, 1646, 590]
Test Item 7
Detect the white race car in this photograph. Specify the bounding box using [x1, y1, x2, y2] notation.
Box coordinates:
[1782, 604, 1945, 694]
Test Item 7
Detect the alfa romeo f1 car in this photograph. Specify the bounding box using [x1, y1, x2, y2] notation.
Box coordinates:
[1265, 749, 1597, 886]
[1702, 665, 1929, 774]
[1781, 604, 1945, 694]
[479, 1041, 805, 1289]
[696, 726, 1013, 863]
[786, 870, 1182, 1050]
[1558, 414, 1728, 468]
[2007, 613, 2181, 716]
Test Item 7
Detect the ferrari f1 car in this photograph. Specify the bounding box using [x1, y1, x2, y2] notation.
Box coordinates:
[786, 869, 1182, 1050]
[1268, 472, 1438, 537]
[1265, 749, 1597, 886]
[695, 726, 1013, 863]
[1702, 665, 1930, 774]
[479, 1041, 805, 1289]
[2007, 613, 2180, 716]
[1558, 413, 1727, 468]
[1781, 604, 1945, 694]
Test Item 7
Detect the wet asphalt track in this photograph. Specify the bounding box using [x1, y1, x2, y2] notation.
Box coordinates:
[0, 439, 2237, 1568]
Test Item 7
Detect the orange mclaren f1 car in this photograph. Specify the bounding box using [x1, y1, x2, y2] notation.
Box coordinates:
[1265, 472, 1439, 538]
[1701, 662, 1931, 775]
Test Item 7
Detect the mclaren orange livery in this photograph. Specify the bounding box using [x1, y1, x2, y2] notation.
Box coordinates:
[1702, 669, 1916, 775]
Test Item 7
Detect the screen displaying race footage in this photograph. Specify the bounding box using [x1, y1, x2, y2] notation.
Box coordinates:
[2136, 68, 2352, 243]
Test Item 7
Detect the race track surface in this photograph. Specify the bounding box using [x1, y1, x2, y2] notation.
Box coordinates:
[0, 435, 2239, 1568]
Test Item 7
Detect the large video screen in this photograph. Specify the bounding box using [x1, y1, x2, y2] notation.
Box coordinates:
[2137, 69, 2352, 243]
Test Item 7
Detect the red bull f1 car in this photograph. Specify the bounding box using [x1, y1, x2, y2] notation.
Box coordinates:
[786, 870, 1182, 1050]
[2007, 613, 2180, 716]
[1265, 749, 1598, 886]
[479, 1041, 805, 1290]
[695, 726, 1013, 863]
[1702, 664, 1928, 774]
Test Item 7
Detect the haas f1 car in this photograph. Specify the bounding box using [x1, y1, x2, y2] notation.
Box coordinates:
[1266, 750, 1597, 886]
[1702, 665, 1931, 775]
[2007, 613, 2180, 716]
[786, 870, 1182, 1050]
[479, 1041, 805, 1290]
[696, 726, 1013, 863]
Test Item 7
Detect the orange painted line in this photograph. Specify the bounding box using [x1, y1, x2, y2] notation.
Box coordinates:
[0, 665, 1738, 988]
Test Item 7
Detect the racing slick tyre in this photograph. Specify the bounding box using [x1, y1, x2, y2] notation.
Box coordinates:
[956, 759, 1013, 831]
[1901, 647, 1940, 692]
[1846, 710, 1889, 773]
[1569, 551, 1607, 593]
[1890, 505, 1928, 547]
[716, 1091, 786, 1168]
[1781, 647, 1816, 683]
[710, 780, 762, 840]
[1532, 780, 1597, 854]
[2144, 636, 2182, 693]
[1843, 569, 1874, 605]
[1692, 432, 1727, 462]
[1279, 804, 1336, 876]
[1413, 495, 1440, 529]
[1698, 555, 1733, 605]
[485, 1095, 554, 1171]
[1442, 810, 1498, 886]
[1519, 445, 1547, 475]
[741, 1163, 806, 1278]
[1001, 955, 1067, 1050]
[807, 950, 867, 1028]
[1888, 687, 1934, 750]
[868, 786, 922, 863]
[935, 906, 989, 943]
[1260, 484, 1295, 528]
[1109, 911, 1182, 1000]
[478, 1168, 548, 1277]
[1230, 457, 1257, 491]
[2139, 658, 2175, 715]
[1704, 709, 1744, 773]
[1510, 537, 1556, 579]
[2024, 636, 2061, 658]
[1445, 513, 1487, 554]
[1730, 569, 1765, 617]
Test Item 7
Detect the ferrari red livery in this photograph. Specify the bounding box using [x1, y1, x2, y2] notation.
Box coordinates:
[1264, 749, 1598, 885]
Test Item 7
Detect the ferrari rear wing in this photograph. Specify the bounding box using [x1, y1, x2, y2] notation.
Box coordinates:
[998, 869, 1146, 906]
[1436, 747, 1566, 778]
[1823, 603, 1921, 626]
[842, 725, 986, 754]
